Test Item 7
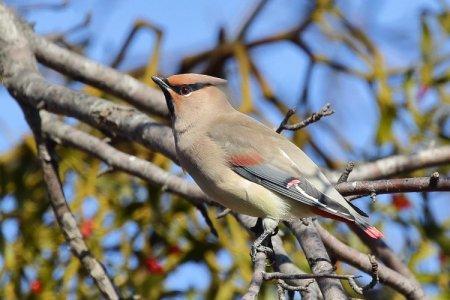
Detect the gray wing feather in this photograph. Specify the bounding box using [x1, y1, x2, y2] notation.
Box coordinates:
[233, 164, 356, 220]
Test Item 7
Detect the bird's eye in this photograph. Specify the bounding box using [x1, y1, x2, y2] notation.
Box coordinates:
[179, 85, 191, 96]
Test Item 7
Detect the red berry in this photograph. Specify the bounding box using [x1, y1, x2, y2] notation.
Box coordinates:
[392, 194, 412, 211]
[30, 280, 42, 294]
[168, 245, 181, 255]
[81, 219, 94, 238]
[439, 250, 447, 264]
[144, 257, 164, 274]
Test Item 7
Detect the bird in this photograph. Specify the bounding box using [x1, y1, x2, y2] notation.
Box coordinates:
[152, 73, 383, 255]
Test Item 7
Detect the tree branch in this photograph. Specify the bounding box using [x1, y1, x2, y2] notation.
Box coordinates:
[19, 20, 168, 117]
[276, 103, 334, 133]
[237, 215, 323, 299]
[336, 176, 450, 198]
[110, 19, 162, 69]
[315, 222, 426, 299]
[236, 0, 269, 40]
[334, 145, 450, 181]
[0, 7, 178, 163]
[40, 112, 207, 205]
[21, 105, 121, 299]
[271, 234, 323, 300]
[263, 271, 375, 295]
[0, 6, 121, 298]
[39, 112, 219, 236]
[287, 219, 347, 300]
[337, 161, 355, 184]
[0, 4, 432, 299]
[242, 251, 267, 300]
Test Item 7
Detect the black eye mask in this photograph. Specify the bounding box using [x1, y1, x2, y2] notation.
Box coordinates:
[169, 82, 212, 95]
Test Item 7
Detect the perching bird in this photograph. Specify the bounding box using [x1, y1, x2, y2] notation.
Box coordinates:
[152, 73, 383, 247]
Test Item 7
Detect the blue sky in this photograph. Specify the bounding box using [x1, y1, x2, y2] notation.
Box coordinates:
[1, 0, 449, 296]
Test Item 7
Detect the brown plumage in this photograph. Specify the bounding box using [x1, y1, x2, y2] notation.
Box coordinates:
[152, 73, 383, 239]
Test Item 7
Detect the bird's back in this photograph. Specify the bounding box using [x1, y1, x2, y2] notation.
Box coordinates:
[207, 111, 349, 205]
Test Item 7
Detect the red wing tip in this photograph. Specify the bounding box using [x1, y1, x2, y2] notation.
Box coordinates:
[230, 154, 263, 166]
[286, 179, 301, 188]
[364, 226, 384, 239]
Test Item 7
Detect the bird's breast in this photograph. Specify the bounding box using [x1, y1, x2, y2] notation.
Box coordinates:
[176, 137, 288, 218]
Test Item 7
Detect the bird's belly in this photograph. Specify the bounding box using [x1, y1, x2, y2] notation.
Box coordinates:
[189, 166, 291, 219]
[176, 138, 290, 219]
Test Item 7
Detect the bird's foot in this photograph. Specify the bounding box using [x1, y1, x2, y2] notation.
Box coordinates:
[250, 221, 278, 262]
[250, 244, 274, 261]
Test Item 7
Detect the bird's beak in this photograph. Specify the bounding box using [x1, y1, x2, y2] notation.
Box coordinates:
[152, 76, 171, 92]
[151, 76, 175, 117]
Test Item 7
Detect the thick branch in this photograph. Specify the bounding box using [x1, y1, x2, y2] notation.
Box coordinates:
[40, 113, 207, 205]
[237, 215, 324, 299]
[336, 176, 450, 198]
[20, 21, 168, 117]
[40, 113, 218, 236]
[21, 105, 120, 299]
[242, 251, 267, 300]
[287, 219, 348, 300]
[334, 146, 450, 181]
[0, 5, 178, 163]
[315, 222, 426, 299]
[271, 234, 323, 300]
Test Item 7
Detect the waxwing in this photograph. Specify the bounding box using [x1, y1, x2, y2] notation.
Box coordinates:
[152, 74, 383, 240]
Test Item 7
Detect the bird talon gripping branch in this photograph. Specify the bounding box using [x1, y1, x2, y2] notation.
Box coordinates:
[152, 73, 383, 245]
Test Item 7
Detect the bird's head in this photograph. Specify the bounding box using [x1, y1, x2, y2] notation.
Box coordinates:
[152, 73, 232, 124]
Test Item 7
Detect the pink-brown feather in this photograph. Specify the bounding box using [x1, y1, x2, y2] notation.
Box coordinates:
[229, 153, 264, 166]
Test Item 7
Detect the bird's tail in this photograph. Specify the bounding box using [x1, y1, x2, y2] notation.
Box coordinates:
[353, 215, 384, 239]
[345, 199, 384, 239]
[312, 206, 384, 239]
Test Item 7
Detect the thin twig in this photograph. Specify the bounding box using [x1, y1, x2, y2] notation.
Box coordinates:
[17, 0, 69, 12]
[236, 0, 269, 40]
[110, 19, 162, 68]
[264, 271, 376, 295]
[364, 255, 379, 292]
[46, 12, 91, 41]
[195, 204, 218, 237]
[330, 145, 450, 181]
[276, 109, 296, 133]
[277, 279, 313, 292]
[276, 103, 334, 133]
[337, 161, 355, 184]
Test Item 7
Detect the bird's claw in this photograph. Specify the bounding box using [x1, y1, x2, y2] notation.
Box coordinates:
[250, 244, 274, 262]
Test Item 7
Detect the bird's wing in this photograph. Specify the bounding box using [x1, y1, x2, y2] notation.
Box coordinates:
[208, 112, 369, 223]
